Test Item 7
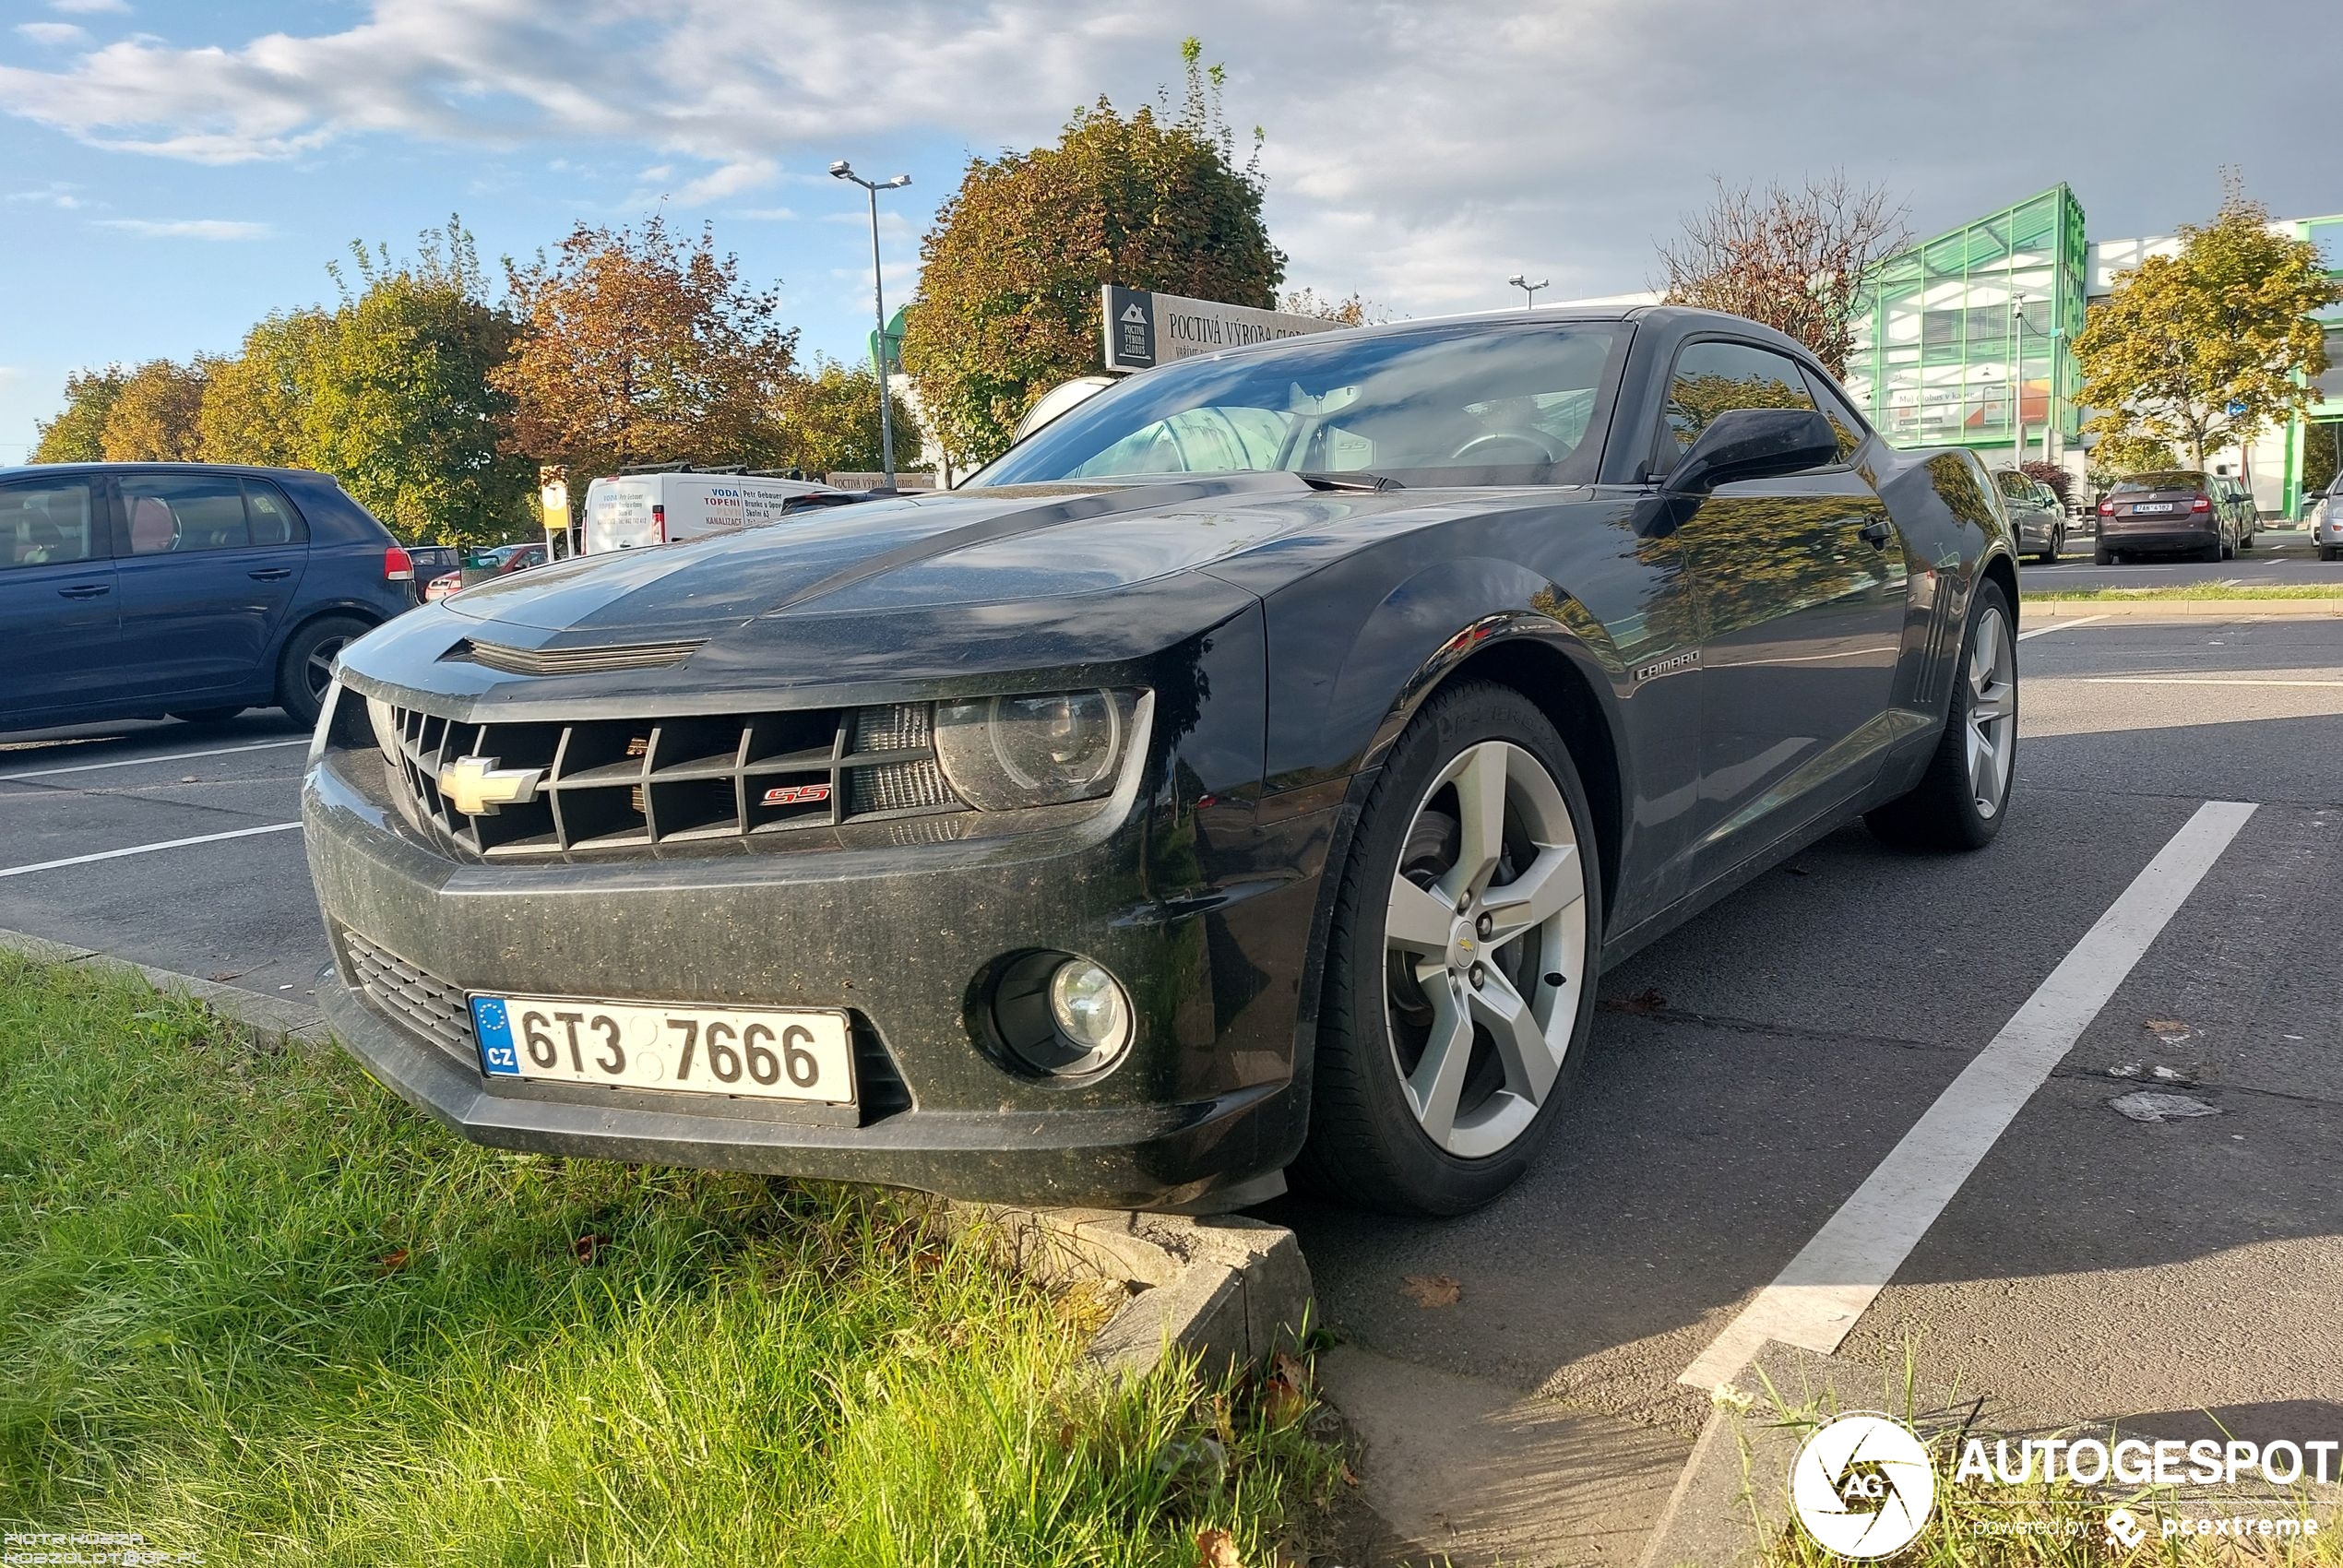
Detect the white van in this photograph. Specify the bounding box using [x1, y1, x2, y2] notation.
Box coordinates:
[580, 471, 844, 554]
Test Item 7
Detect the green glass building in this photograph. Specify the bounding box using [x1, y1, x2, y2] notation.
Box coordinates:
[1841, 185, 2088, 464]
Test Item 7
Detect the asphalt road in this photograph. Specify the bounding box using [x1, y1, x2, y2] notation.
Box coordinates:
[1275, 611, 2343, 1556]
[4, 611, 2341, 1561]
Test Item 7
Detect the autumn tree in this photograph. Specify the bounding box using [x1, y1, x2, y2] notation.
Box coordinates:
[774, 359, 922, 477]
[198, 308, 331, 469]
[98, 358, 211, 460]
[1658, 172, 1908, 376]
[30, 366, 126, 462]
[1279, 287, 1386, 327]
[495, 215, 796, 478]
[2074, 177, 2340, 471]
[901, 39, 1287, 466]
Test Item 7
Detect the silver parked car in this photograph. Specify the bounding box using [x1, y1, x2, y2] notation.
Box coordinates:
[2311, 478, 2343, 563]
[1993, 469, 2065, 564]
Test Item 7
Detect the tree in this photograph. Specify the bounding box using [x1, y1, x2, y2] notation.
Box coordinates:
[773, 359, 922, 477]
[2074, 177, 2341, 471]
[1279, 287, 1386, 327]
[494, 214, 796, 478]
[1658, 172, 1908, 376]
[199, 308, 330, 469]
[901, 39, 1287, 466]
[101, 358, 210, 460]
[30, 366, 127, 462]
[2018, 458, 2071, 505]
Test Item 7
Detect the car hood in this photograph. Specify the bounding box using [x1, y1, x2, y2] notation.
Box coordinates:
[444, 473, 1405, 638]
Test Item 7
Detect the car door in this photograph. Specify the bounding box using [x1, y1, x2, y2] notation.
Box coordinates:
[110, 471, 310, 700]
[0, 471, 121, 725]
[1652, 339, 1909, 878]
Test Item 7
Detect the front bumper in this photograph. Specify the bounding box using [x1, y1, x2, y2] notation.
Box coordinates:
[303, 723, 1333, 1211]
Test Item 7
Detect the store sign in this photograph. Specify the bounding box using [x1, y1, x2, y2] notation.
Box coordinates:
[1100, 285, 1342, 373]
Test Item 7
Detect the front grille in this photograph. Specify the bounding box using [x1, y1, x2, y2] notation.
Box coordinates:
[364, 699, 963, 860]
[346, 929, 471, 1063]
[446, 638, 705, 676]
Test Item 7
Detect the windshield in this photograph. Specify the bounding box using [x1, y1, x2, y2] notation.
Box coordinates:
[2112, 471, 2206, 493]
[969, 322, 1627, 489]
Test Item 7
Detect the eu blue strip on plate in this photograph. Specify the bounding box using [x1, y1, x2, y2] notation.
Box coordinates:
[470, 995, 521, 1075]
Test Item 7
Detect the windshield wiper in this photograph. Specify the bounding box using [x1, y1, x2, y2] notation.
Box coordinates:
[1296, 470, 1405, 493]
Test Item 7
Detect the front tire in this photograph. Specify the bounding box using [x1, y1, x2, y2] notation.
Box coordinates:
[276, 615, 371, 729]
[1297, 683, 1603, 1216]
[1865, 577, 2016, 852]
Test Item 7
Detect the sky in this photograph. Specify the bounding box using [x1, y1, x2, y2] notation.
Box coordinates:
[2, 0, 2337, 462]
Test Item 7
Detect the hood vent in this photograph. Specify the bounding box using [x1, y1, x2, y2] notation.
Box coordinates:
[448, 637, 705, 676]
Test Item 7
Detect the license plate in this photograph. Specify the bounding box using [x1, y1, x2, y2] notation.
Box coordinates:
[2133, 502, 2176, 514]
[469, 994, 855, 1104]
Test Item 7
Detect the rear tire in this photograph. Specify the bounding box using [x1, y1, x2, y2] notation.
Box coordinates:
[2322, 545, 2340, 564]
[2094, 544, 2115, 565]
[1865, 577, 2016, 853]
[1295, 682, 1604, 1216]
[2036, 529, 2060, 564]
[275, 614, 371, 729]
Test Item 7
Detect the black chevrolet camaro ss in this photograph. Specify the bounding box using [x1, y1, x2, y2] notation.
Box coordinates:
[303, 305, 2018, 1216]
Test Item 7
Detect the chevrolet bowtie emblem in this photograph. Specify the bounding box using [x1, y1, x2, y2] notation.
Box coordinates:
[440, 754, 544, 816]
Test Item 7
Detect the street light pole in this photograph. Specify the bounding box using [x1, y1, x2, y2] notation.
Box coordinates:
[830, 161, 912, 489]
[1506, 274, 1549, 309]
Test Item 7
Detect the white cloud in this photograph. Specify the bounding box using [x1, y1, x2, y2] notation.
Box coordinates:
[95, 217, 271, 239]
[7, 182, 86, 208]
[15, 21, 89, 45]
[49, 0, 129, 12]
[0, 0, 2335, 315]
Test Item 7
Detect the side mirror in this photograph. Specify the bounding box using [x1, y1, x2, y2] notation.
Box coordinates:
[1664, 408, 1839, 493]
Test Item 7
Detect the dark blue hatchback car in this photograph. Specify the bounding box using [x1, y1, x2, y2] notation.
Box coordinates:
[0, 463, 417, 731]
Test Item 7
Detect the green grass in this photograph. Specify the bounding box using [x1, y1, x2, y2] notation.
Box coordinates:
[0, 953, 1344, 1565]
[2021, 583, 2343, 602]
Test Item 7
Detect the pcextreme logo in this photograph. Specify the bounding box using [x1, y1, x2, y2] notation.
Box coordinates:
[1789, 1412, 1938, 1559]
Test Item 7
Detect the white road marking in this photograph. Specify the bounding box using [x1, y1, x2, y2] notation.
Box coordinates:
[0, 821, 303, 880]
[2016, 614, 2111, 640]
[2075, 676, 2343, 689]
[0, 738, 307, 782]
[1677, 799, 2257, 1390]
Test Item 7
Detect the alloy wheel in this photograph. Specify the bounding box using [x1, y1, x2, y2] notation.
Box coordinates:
[1381, 740, 1588, 1158]
[304, 636, 351, 702]
[1964, 605, 2016, 817]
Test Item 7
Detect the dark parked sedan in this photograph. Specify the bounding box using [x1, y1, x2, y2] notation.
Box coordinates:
[2095, 469, 2255, 563]
[303, 306, 2020, 1215]
[1, 462, 419, 731]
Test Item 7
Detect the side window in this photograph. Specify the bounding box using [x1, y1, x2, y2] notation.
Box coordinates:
[120, 473, 252, 555]
[1995, 471, 2031, 501]
[243, 480, 307, 545]
[1653, 340, 1816, 476]
[1799, 367, 1870, 463]
[0, 478, 101, 570]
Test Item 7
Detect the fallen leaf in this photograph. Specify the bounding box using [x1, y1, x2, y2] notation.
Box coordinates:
[1340, 1462, 1362, 1487]
[1195, 1526, 1243, 1568]
[571, 1232, 608, 1265]
[1401, 1273, 1462, 1309]
[375, 1248, 410, 1275]
[1603, 987, 1668, 1016]
[1261, 1349, 1311, 1428]
[2143, 1017, 2194, 1043]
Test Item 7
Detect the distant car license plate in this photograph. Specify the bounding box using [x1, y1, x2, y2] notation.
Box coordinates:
[469, 994, 855, 1104]
[2133, 502, 2176, 513]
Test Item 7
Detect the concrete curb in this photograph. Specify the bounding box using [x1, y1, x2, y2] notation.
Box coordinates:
[0, 930, 1314, 1384]
[2020, 596, 2342, 620]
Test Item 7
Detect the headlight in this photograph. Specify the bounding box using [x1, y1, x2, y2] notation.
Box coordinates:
[934, 689, 1139, 811]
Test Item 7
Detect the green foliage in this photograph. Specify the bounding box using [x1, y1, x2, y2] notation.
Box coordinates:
[2087, 434, 2180, 494]
[901, 39, 1286, 467]
[191, 220, 532, 545]
[494, 214, 798, 479]
[0, 952, 1345, 1564]
[773, 358, 922, 478]
[30, 366, 126, 463]
[2075, 176, 2341, 469]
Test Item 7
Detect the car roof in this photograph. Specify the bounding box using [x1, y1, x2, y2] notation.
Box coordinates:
[0, 460, 326, 481]
[1155, 301, 1822, 371]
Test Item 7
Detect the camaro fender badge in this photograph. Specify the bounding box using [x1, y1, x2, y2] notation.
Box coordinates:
[439, 754, 545, 816]
[1632, 647, 1702, 684]
[762, 782, 831, 806]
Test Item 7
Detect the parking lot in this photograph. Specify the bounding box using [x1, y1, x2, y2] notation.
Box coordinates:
[4, 599, 2341, 1560]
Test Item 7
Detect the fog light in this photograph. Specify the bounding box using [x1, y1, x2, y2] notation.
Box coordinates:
[1049, 959, 1131, 1058]
[984, 950, 1134, 1078]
